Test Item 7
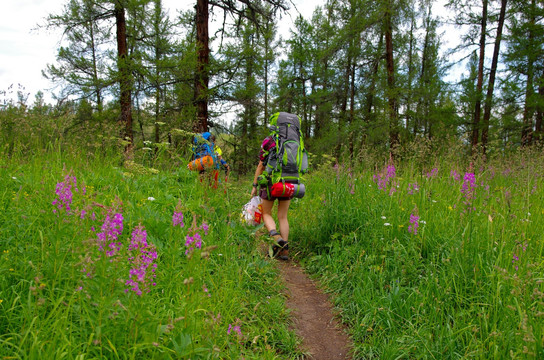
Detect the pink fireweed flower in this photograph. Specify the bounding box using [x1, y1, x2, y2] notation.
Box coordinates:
[203, 284, 211, 297]
[173, 210, 184, 227]
[201, 222, 209, 235]
[512, 253, 519, 271]
[374, 163, 396, 193]
[52, 174, 78, 213]
[228, 323, 242, 337]
[461, 172, 476, 211]
[386, 164, 396, 179]
[408, 213, 419, 235]
[426, 168, 438, 179]
[193, 233, 202, 249]
[373, 174, 388, 191]
[184, 232, 203, 255]
[407, 183, 419, 195]
[185, 234, 194, 247]
[450, 169, 461, 181]
[125, 225, 158, 295]
[97, 212, 124, 256]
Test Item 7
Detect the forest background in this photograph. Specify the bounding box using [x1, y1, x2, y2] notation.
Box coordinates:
[1, 0, 543, 169]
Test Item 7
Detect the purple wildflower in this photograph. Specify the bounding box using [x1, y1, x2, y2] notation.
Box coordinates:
[201, 222, 209, 235]
[228, 323, 242, 337]
[97, 212, 124, 256]
[52, 174, 78, 213]
[125, 225, 158, 295]
[185, 234, 194, 247]
[461, 172, 477, 211]
[512, 253, 519, 271]
[173, 210, 184, 227]
[373, 174, 388, 191]
[407, 183, 419, 195]
[184, 232, 203, 256]
[450, 169, 460, 181]
[427, 168, 438, 179]
[373, 163, 396, 193]
[386, 164, 396, 179]
[194, 233, 202, 249]
[203, 284, 211, 297]
[408, 213, 419, 235]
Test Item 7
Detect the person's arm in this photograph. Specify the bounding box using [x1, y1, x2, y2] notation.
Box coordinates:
[251, 161, 265, 196]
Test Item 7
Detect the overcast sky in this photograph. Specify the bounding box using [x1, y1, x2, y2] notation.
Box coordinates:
[0, 0, 458, 106]
[0, 0, 324, 105]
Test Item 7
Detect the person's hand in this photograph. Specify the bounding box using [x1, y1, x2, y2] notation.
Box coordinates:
[251, 186, 257, 197]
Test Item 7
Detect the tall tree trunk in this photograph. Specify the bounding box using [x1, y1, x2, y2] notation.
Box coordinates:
[263, 22, 271, 123]
[406, 10, 415, 134]
[472, 0, 488, 154]
[364, 32, 384, 126]
[482, 0, 507, 155]
[521, 0, 536, 146]
[154, 0, 162, 145]
[115, 2, 133, 153]
[535, 76, 543, 142]
[349, 61, 356, 160]
[335, 52, 352, 159]
[385, 6, 399, 149]
[89, 18, 102, 112]
[195, 0, 209, 132]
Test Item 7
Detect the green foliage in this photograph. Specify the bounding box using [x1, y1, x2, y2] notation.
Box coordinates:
[0, 146, 302, 359]
[291, 148, 544, 359]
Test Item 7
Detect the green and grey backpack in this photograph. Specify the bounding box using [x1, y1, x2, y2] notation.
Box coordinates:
[265, 112, 309, 184]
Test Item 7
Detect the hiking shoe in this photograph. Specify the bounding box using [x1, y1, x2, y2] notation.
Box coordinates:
[277, 246, 289, 261]
[269, 230, 289, 261]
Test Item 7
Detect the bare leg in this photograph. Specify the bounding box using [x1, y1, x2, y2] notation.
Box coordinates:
[261, 198, 276, 234]
[277, 199, 291, 242]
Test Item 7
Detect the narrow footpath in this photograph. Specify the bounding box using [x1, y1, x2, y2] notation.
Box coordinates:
[276, 260, 352, 359]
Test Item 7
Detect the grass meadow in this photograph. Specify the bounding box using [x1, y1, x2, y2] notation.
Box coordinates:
[0, 144, 302, 359]
[1, 137, 543, 359]
[292, 146, 544, 359]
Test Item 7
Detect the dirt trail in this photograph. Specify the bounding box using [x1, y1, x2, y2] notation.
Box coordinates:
[276, 260, 352, 359]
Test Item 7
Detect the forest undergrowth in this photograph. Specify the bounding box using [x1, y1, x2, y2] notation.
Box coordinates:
[0, 143, 303, 359]
[1, 136, 543, 359]
[292, 145, 544, 359]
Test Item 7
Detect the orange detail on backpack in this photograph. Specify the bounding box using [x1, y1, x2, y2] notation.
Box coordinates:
[188, 155, 215, 171]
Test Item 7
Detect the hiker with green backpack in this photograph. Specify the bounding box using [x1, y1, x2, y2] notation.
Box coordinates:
[250, 112, 309, 261]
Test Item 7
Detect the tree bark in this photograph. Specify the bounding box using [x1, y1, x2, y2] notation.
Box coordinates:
[535, 77, 543, 142]
[195, 0, 209, 133]
[482, 0, 507, 155]
[115, 2, 133, 153]
[521, 0, 536, 146]
[385, 5, 399, 149]
[364, 32, 383, 128]
[154, 0, 162, 145]
[472, 0, 488, 154]
[89, 16, 102, 112]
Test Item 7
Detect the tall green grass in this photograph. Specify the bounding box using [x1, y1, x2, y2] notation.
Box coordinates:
[292, 151, 544, 359]
[0, 145, 302, 359]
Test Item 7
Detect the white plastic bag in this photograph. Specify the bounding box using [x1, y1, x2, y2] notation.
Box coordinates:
[241, 196, 263, 226]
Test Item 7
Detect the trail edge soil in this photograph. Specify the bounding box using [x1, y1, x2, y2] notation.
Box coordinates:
[277, 260, 352, 360]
